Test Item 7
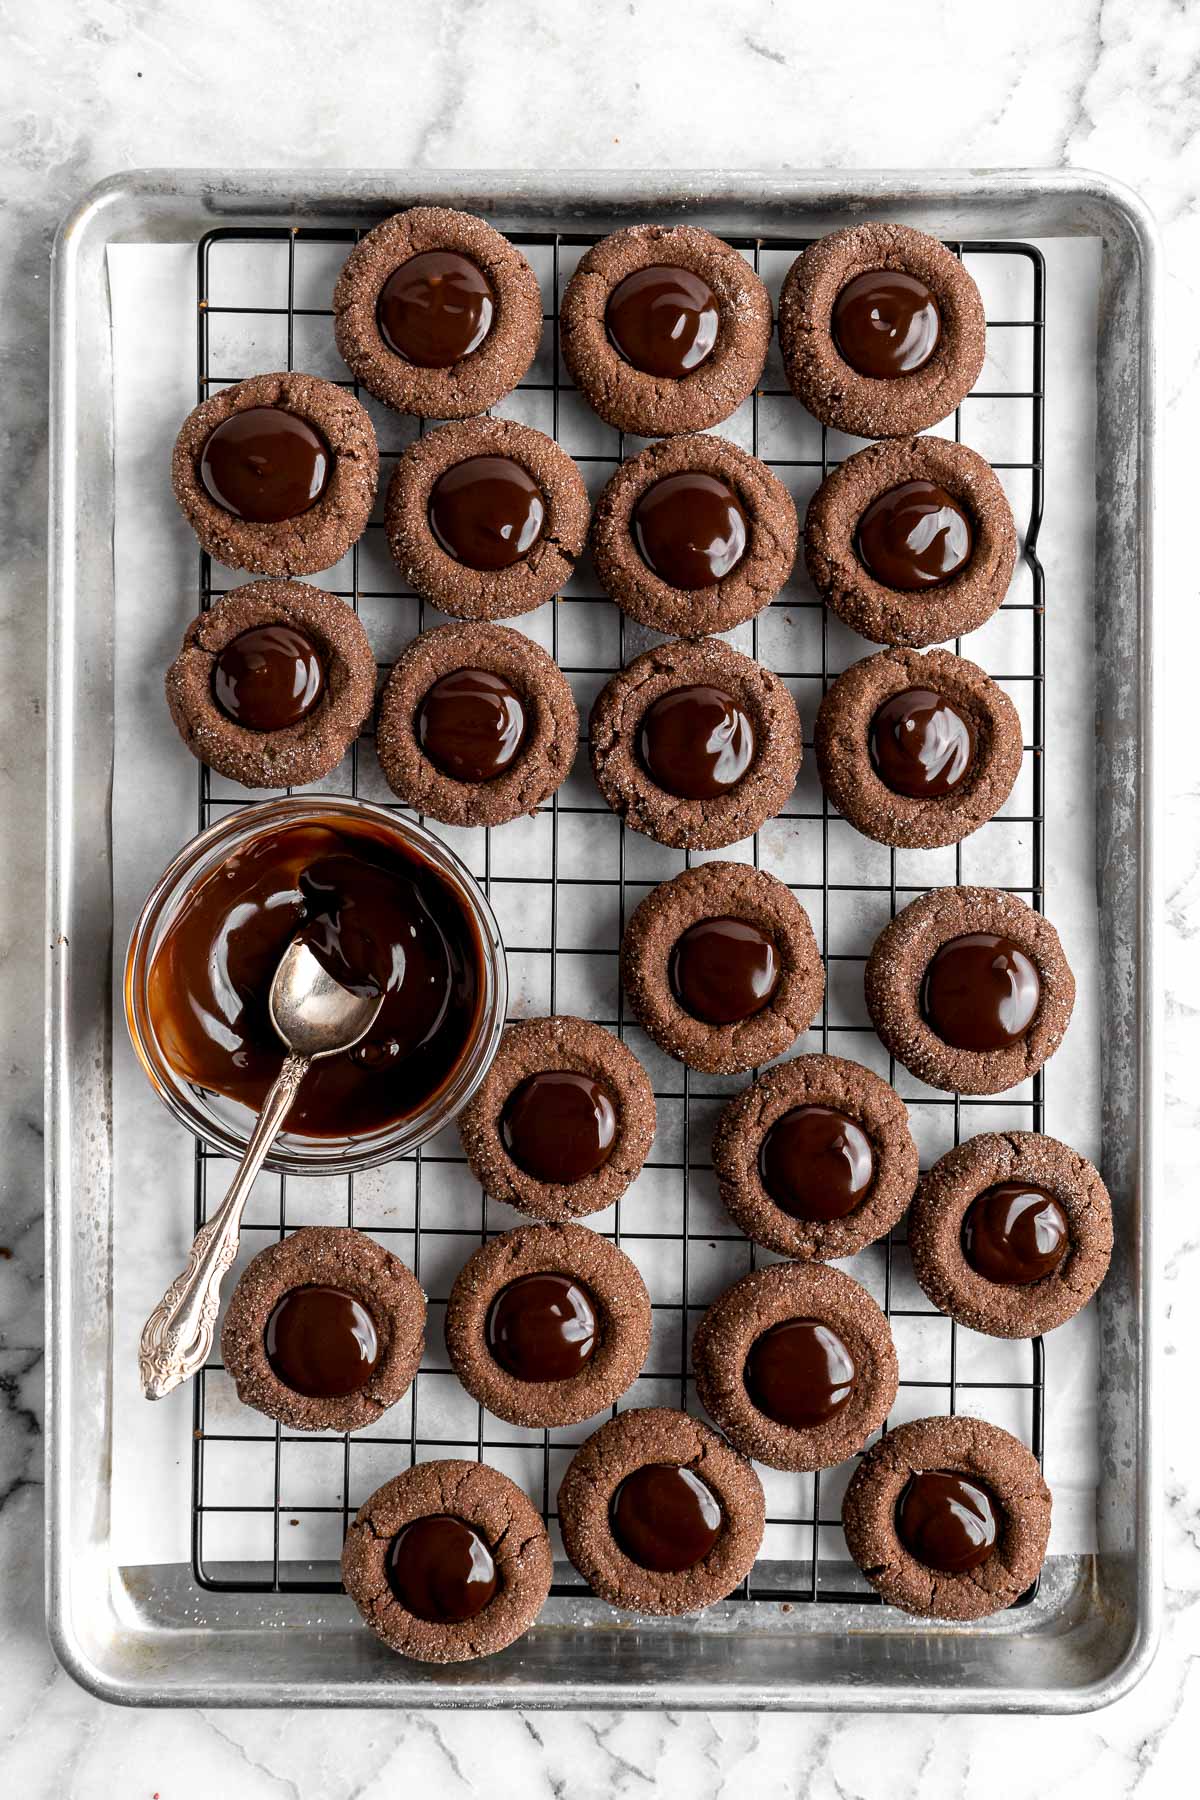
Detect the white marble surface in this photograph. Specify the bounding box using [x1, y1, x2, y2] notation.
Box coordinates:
[2, 0, 1197, 1790]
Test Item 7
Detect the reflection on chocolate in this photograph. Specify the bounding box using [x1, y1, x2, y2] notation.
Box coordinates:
[199, 407, 330, 524]
[632, 472, 749, 589]
[147, 818, 483, 1138]
[856, 480, 974, 591]
[962, 1182, 1070, 1285]
[387, 1514, 498, 1622]
[501, 1070, 618, 1184]
[376, 250, 496, 367]
[832, 270, 942, 378]
[668, 916, 780, 1025]
[868, 686, 976, 798]
[757, 1105, 876, 1221]
[264, 1285, 379, 1398]
[896, 1469, 999, 1573]
[744, 1317, 857, 1429]
[417, 668, 527, 782]
[605, 264, 720, 378]
[638, 685, 755, 799]
[428, 456, 546, 571]
[610, 1463, 723, 1572]
[921, 932, 1041, 1051]
[212, 623, 326, 733]
[486, 1272, 598, 1381]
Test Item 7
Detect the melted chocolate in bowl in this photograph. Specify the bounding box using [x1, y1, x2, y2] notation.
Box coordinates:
[199, 407, 331, 524]
[921, 932, 1041, 1051]
[856, 480, 974, 591]
[638, 685, 755, 799]
[868, 687, 976, 798]
[386, 1515, 498, 1622]
[668, 916, 780, 1025]
[428, 456, 546, 571]
[962, 1182, 1070, 1285]
[212, 623, 326, 733]
[264, 1285, 379, 1398]
[895, 1469, 999, 1574]
[632, 472, 749, 588]
[757, 1105, 875, 1221]
[500, 1070, 618, 1184]
[486, 1273, 598, 1381]
[417, 668, 527, 782]
[376, 250, 496, 367]
[605, 265, 720, 378]
[610, 1464, 723, 1572]
[832, 270, 942, 378]
[744, 1318, 857, 1430]
[146, 817, 485, 1139]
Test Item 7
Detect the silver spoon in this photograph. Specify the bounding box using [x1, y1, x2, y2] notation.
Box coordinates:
[138, 938, 384, 1401]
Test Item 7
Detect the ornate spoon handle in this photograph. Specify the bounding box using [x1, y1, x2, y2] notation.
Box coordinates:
[139, 1052, 309, 1400]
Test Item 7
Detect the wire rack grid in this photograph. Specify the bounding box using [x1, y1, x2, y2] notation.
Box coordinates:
[186, 220, 1046, 1608]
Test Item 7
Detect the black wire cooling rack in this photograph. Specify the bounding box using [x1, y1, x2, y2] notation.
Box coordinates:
[188, 222, 1046, 1605]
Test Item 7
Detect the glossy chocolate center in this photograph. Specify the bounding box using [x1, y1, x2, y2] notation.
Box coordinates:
[263, 1285, 379, 1398]
[147, 819, 482, 1139]
[868, 686, 977, 798]
[856, 481, 974, 592]
[376, 250, 495, 367]
[895, 1469, 1000, 1574]
[609, 1464, 723, 1572]
[605, 264, 720, 378]
[962, 1181, 1070, 1285]
[668, 916, 780, 1026]
[386, 1514, 498, 1622]
[631, 472, 749, 589]
[921, 932, 1042, 1051]
[744, 1318, 857, 1430]
[500, 1070, 618, 1184]
[212, 623, 326, 733]
[428, 456, 546, 571]
[832, 269, 942, 378]
[417, 668, 527, 782]
[757, 1105, 876, 1221]
[637, 685, 755, 800]
[199, 407, 330, 524]
[486, 1272, 598, 1381]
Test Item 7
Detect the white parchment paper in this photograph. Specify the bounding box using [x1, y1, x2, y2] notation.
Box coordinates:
[107, 234, 1102, 1567]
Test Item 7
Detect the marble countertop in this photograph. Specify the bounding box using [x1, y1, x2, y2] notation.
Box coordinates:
[2, 0, 1196, 1791]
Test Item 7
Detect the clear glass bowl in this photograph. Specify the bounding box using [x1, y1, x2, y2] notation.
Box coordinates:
[123, 796, 507, 1174]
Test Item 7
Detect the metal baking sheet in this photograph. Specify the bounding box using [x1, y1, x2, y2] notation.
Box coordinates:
[46, 170, 1159, 1711]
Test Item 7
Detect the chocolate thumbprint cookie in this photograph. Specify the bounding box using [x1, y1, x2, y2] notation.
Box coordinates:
[219, 1227, 425, 1433]
[375, 621, 578, 827]
[342, 1460, 552, 1661]
[693, 1262, 898, 1472]
[560, 224, 772, 437]
[172, 373, 377, 577]
[622, 864, 824, 1076]
[557, 1408, 765, 1616]
[165, 580, 376, 789]
[445, 1223, 652, 1427]
[590, 638, 803, 852]
[711, 1054, 918, 1259]
[589, 435, 798, 637]
[385, 417, 589, 620]
[778, 224, 986, 439]
[456, 1016, 656, 1222]
[805, 437, 1017, 648]
[864, 887, 1075, 1095]
[333, 207, 543, 418]
[814, 647, 1023, 847]
[842, 1415, 1051, 1620]
[907, 1131, 1113, 1338]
